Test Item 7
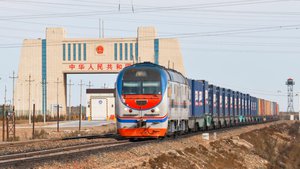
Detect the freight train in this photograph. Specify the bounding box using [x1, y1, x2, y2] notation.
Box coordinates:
[115, 62, 279, 138]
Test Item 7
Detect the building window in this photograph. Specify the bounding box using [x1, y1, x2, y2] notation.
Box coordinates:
[125, 43, 128, 60]
[154, 39, 159, 64]
[78, 44, 81, 61]
[114, 43, 118, 60]
[62, 44, 66, 61]
[83, 43, 87, 61]
[73, 44, 76, 61]
[130, 43, 133, 60]
[135, 43, 138, 62]
[68, 43, 71, 61]
[42, 39, 47, 115]
[120, 43, 123, 60]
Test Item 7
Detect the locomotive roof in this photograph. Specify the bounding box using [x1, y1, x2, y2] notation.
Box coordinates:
[131, 62, 188, 84]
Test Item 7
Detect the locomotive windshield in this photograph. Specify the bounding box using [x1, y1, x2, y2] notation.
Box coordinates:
[122, 68, 162, 95]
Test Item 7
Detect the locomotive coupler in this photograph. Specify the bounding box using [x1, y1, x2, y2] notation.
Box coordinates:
[137, 119, 147, 127]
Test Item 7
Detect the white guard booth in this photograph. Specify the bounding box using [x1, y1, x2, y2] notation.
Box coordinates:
[86, 89, 115, 121]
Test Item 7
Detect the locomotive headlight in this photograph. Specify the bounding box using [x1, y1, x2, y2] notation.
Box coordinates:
[155, 107, 160, 112]
[124, 108, 128, 111]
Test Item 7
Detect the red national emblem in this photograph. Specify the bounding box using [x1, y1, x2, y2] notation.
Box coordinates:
[69, 64, 75, 70]
[78, 64, 85, 70]
[88, 64, 94, 70]
[106, 64, 113, 70]
[96, 45, 104, 54]
[97, 64, 103, 70]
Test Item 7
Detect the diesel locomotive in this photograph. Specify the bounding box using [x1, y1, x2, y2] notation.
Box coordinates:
[115, 62, 279, 138]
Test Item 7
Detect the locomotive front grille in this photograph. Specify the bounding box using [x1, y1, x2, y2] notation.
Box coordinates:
[136, 100, 148, 106]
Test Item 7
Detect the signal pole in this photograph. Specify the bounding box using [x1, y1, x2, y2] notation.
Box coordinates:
[78, 80, 85, 131]
[9, 71, 18, 107]
[26, 75, 34, 124]
[67, 79, 74, 120]
[54, 78, 62, 132]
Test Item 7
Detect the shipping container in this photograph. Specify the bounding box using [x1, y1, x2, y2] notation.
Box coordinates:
[258, 99, 262, 116]
[246, 94, 250, 117]
[209, 85, 217, 117]
[235, 91, 239, 117]
[261, 99, 265, 116]
[216, 87, 223, 119]
[251, 97, 258, 116]
[271, 102, 274, 116]
[265, 100, 270, 116]
[222, 88, 229, 117]
[199, 80, 209, 116]
[237, 92, 242, 117]
[242, 94, 245, 117]
[190, 80, 205, 117]
[228, 89, 234, 118]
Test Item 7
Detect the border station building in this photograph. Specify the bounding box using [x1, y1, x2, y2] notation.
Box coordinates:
[15, 27, 185, 117]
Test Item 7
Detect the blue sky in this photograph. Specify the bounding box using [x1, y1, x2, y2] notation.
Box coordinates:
[0, 0, 299, 111]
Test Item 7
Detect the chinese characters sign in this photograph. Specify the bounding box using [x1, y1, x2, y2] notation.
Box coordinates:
[66, 63, 132, 72]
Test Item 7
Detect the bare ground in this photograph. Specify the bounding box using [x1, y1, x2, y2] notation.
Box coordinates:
[3, 120, 300, 169]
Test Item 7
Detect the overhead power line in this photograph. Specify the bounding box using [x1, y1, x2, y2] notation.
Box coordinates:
[0, 0, 293, 20]
[0, 23, 299, 48]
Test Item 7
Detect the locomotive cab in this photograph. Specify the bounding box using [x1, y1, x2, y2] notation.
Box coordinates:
[116, 64, 168, 138]
[121, 68, 163, 110]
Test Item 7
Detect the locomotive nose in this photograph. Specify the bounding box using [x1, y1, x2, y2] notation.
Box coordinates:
[136, 100, 148, 106]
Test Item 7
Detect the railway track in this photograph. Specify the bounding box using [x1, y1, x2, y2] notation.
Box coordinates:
[0, 139, 131, 167]
[0, 133, 118, 149]
[0, 120, 278, 167]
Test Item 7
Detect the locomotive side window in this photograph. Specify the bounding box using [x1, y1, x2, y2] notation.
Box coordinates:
[122, 68, 162, 95]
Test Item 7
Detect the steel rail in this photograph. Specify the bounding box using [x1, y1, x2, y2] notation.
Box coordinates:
[0, 139, 130, 167]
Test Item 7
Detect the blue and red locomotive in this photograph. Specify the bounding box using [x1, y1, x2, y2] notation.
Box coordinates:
[115, 62, 279, 138]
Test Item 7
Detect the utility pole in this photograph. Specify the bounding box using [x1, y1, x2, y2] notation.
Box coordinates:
[9, 71, 18, 107]
[78, 80, 85, 131]
[4, 85, 7, 105]
[32, 104, 35, 139]
[54, 78, 62, 132]
[26, 75, 34, 124]
[67, 79, 74, 121]
[86, 81, 93, 89]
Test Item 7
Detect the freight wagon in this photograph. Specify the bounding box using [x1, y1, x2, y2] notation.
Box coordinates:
[116, 62, 279, 138]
